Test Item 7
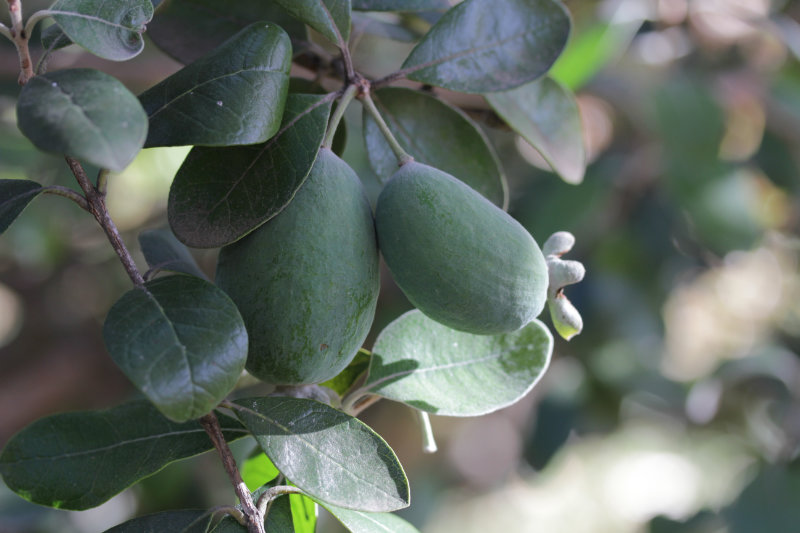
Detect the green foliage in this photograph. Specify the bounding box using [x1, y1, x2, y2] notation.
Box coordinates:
[216, 148, 379, 384]
[16, 69, 148, 170]
[272, 0, 352, 45]
[352, 0, 449, 11]
[138, 227, 208, 279]
[0, 179, 43, 234]
[376, 161, 548, 334]
[0, 401, 247, 510]
[103, 275, 248, 422]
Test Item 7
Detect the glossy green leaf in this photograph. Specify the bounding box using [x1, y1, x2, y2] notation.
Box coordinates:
[272, 0, 351, 45]
[401, 0, 570, 93]
[291, 494, 317, 533]
[148, 0, 307, 64]
[103, 275, 248, 422]
[234, 397, 409, 511]
[0, 401, 247, 510]
[363, 310, 553, 416]
[16, 69, 148, 171]
[168, 94, 332, 248]
[364, 87, 507, 208]
[353, 0, 450, 11]
[49, 0, 153, 61]
[486, 77, 585, 184]
[138, 228, 207, 279]
[140, 23, 291, 148]
[0, 179, 43, 234]
[321, 502, 421, 533]
[241, 452, 280, 491]
[104, 510, 216, 532]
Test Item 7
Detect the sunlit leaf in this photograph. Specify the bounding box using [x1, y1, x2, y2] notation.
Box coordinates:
[0, 401, 247, 510]
[486, 77, 585, 184]
[364, 310, 553, 416]
[103, 275, 248, 422]
[0, 179, 43, 234]
[364, 87, 507, 207]
[401, 0, 570, 93]
[50, 0, 152, 61]
[16, 69, 148, 171]
[140, 23, 291, 148]
[320, 502, 421, 533]
[241, 452, 280, 491]
[234, 397, 409, 511]
[291, 494, 317, 533]
[168, 94, 331, 248]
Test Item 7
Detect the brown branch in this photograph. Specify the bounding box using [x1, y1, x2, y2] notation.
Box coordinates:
[200, 412, 266, 533]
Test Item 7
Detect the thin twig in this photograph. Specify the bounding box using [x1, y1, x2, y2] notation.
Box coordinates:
[6, 0, 33, 84]
[359, 88, 414, 166]
[40, 185, 90, 212]
[0, 22, 12, 41]
[256, 485, 305, 517]
[23, 9, 54, 39]
[64, 157, 145, 287]
[200, 412, 266, 533]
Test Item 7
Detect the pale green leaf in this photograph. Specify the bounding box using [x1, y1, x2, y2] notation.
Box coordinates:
[16, 69, 148, 171]
[364, 310, 553, 416]
[140, 22, 291, 147]
[321, 502, 421, 533]
[486, 77, 585, 184]
[0, 401, 247, 510]
[103, 275, 248, 422]
[50, 0, 152, 61]
[291, 494, 317, 533]
[241, 453, 280, 492]
[401, 0, 570, 93]
[234, 397, 409, 512]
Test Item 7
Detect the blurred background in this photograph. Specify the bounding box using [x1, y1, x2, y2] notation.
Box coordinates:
[1, 0, 799, 531]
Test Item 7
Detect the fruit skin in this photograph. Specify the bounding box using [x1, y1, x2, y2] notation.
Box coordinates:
[375, 161, 547, 334]
[216, 148, 379, 384]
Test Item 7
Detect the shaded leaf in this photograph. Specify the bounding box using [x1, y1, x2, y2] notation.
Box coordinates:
[321, 502, 421, 533]
[16, 69, 148, 171]
[353, 0, 450, 11]
[291, 494, 317, 533]
[364, 87, 507, 207]
[0, 401, 247, 510]
[103, 275, 248, 422]
[50, 0, 152, 61]
[148, 0, 307, 64]
[234, 397, 409, 512]
[140, 22, 291, 148]
[241, 452, 280, 491]
[138, 227, 207, 279]
[40, 23, 72, 51]
[352, 12, 421, 42]
[0, 179, 43, 234]
[364, 310, 553, 416]
[104, 510, 215, 532]
[401, 0, 570, 93]
[168, 94, 332, 248]
[321, 350, 371, 396]
[273, 0, 351, 45]
[486, 77, 585, 184]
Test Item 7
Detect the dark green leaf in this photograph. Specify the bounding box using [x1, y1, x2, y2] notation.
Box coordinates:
[401, 0, 570, 93]
[352, 13, 421, 42]
[364, 310, 553, 416]
[241, 452, 280, 491]
[291, 494, 317, 533]
[138, 228, 207, 279]
[168, 94, 332, 248]
[49, 0, 153, 61]
[0, 179, 43, 234]
[272, 0, 351, 45]
[148, 0, 307, 64]
[16, 69, 148, 171]
[211, 516, 249, 532]
[364, 87, 507, 207]
[104, 510, 215, 532]
[486, 77, 585, 184]
[103, 276, 248, 422]
[320, 350, 371, 396]
[353, 0, 450, 11]
[140, 22, 291, 148]
[234, 397, 409, 511]
[40, 23, 72, 51]
[320, 502, 421, 533]
[0, 401, 247, 510]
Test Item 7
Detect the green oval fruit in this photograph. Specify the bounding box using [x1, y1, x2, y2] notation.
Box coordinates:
[216, 149, 379, 384]
[375, 161, 547, 334]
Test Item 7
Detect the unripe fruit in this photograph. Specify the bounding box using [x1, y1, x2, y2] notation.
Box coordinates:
[216, 148, 379, 384]
[376, 161, 547, 334]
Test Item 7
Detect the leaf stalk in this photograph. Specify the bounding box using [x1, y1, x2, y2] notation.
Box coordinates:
[359, 89, 414, 167]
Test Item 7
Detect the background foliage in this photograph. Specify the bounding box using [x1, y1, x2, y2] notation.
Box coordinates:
[0, 0, 799, 531]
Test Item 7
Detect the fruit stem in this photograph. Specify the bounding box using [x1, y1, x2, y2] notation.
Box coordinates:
[323, 83, 358, 149]
[359, 89, 414, 167]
